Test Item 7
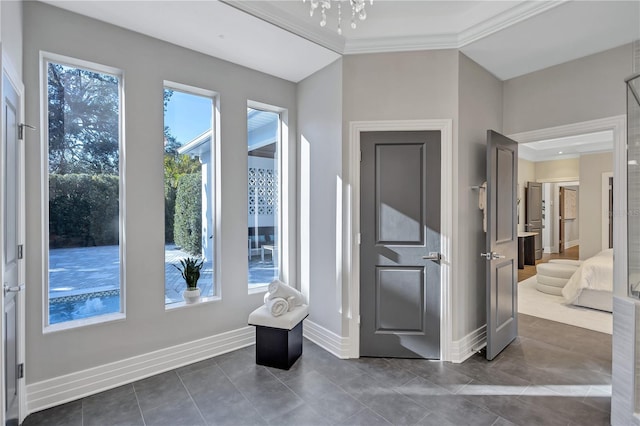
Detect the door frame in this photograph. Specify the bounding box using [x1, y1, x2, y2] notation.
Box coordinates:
[1, 53, 27, 424]
[508, 114, 626, 296]
[602, 171, 613, 251]
[347, 119, 454, 360]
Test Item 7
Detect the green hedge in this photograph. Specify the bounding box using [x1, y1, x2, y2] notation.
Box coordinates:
[49, 174, 119, 248]
[174, 172, 202, 255]
[165, 184, 176, 243]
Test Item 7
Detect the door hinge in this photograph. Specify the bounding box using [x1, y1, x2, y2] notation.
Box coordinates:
[17, 363, 24, 379]
[357, 233, 361, 245]
[18, 123, 36, 140]
[359, 150, 362, 162]
[17, 245, 23, 260]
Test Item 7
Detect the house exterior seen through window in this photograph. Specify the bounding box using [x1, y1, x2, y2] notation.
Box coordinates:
[247, 107, 281, 288]
[45, 58, 123, 326]
[163, 86, 215, 305]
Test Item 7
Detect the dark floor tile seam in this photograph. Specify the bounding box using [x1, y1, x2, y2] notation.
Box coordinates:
[273, 369, 352, 424]
[215, 361, 276, 424]
[176, 371, 213, 425]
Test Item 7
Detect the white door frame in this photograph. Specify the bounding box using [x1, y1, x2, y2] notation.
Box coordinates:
[347, 119, 454, 360]
[509, 114, 626, 295]
[602, 171, 614, 251]
[1, 52, 27, 424]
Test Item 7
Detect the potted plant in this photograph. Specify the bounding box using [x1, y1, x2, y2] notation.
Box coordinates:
[174, 257, 204, 304]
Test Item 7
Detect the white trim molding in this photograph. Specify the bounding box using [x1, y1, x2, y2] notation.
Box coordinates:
[347, 119, 454, 361]
[303, 319, 351, 359]
[602, 171, 614, 252]
[450, 325, 487, 364]
[26, 327, 255, 415]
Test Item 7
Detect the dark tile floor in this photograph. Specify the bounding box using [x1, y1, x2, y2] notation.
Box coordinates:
[23, 314, 611, 426]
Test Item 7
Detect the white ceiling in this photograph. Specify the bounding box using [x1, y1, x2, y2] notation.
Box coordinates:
[42, 0, 640, 83]
[518, 130, 613, 162]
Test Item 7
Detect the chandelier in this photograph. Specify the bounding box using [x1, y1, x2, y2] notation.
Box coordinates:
[303, 0, 373, 35]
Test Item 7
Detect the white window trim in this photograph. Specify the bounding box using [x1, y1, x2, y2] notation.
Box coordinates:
[40, 52, 126, 331]
[163, 81, 221, 307]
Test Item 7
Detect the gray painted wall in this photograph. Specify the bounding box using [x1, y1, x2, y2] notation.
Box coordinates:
[456, 53, 503, 340]
[579, 152, 613, 259]
[23, 2, 297, 383]
[297, 59, 343, 335]
[503, 44, 632, 134]
[342, 50, 460, 339]
[1, 0, 23, 77]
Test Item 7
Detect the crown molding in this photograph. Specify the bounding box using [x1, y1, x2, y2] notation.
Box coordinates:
[223, 0, 568, 56]
[457, 0, 568, 47]
[344, 33, 459, 54]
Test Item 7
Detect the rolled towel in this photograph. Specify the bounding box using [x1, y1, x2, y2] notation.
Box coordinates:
[266, 297, 289, 317]
[267, 280, 307, 307]
[286, 296, 296, 312]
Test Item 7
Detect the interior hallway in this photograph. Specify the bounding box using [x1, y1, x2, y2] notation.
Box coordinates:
[518, 245, 580, 283]
[22, 313, 610, 426]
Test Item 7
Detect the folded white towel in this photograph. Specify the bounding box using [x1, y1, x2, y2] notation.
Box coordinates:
[266, 297, 289, 317]
[267, 280, 306, 307]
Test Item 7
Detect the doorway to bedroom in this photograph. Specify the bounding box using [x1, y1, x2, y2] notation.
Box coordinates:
[514, 128, 614, 335]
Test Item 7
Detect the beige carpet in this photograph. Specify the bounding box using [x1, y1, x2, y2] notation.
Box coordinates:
[518, 275, 612, 334]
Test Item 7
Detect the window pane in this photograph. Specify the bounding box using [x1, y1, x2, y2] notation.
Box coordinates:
[248, 108, 280, 287]
[164, 88, 214, 304]
[47, 61, 121, 325]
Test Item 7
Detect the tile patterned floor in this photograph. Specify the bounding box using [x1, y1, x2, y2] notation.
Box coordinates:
[23, 314, 611, 426]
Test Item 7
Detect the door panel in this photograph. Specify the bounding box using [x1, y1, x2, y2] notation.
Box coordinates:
[486, 130, 518, 361]
[376, 267, 424, 332]
[361, 130, 441, 359]
[526, 182, 543, 259]
[376, 144, 424, 245]
[3, 73, 21, 426]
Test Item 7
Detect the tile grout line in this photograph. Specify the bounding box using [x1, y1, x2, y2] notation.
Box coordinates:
[176, 373, 207, 425]
[216, 355, 271, 424]
[131, 382, 147, 426]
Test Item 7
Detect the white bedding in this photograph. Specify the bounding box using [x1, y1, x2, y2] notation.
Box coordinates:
[562, 249, 613, 305]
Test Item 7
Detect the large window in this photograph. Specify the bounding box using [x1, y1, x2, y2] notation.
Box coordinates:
[45, 57, 123, 326]
[163, 86, 215, 305]
[247, 107, 281, 287]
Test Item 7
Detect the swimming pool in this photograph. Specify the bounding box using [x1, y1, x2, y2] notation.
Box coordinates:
[49, 291, 121, 325]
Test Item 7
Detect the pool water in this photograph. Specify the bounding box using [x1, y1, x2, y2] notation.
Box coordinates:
[49, 293, 121, 325]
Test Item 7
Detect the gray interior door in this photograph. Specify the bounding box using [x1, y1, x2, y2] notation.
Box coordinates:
[525, 182, 543, 260]
[360, 130, 441, 359]
[3, 73, 21, 426]
[485, 130, 518, 361]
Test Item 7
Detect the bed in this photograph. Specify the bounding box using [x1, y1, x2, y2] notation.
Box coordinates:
[562, 249, 613, 312]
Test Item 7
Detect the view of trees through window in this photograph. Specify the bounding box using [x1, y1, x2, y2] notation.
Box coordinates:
[47, 60, 122, 325]
[163, 88, 214, 304]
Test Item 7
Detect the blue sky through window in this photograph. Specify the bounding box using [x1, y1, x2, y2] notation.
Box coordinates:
[164, 90, 212, 145]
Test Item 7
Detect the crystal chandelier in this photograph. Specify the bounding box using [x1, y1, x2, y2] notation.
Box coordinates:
[303, 0, 373, 35]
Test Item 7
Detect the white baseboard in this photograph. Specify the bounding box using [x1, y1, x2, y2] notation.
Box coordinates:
[566, 240, 579, 249]
[450, 325, 486, 363]
[303, 319, 350, 359]
[26, 326, 255, 415]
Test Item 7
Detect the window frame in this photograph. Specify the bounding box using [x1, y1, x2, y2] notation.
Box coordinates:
[40, 52, 126, 332]
[247, 101, 286, 293]
[163, 81, 220, 309]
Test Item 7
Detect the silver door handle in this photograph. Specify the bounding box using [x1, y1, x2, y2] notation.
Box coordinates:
[422, 252, 442, 261]
[480, 252, 505, 260]
[3, 284, 24, 295]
